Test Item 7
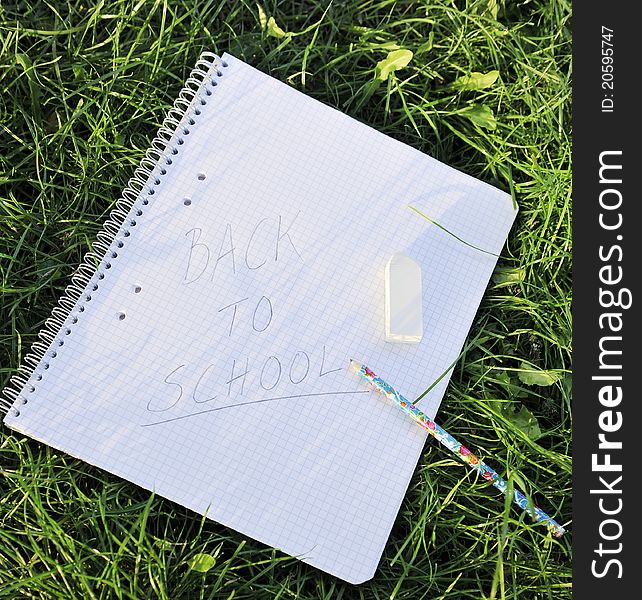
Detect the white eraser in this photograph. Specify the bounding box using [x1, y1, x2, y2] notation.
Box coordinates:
[384, 253, 423, 343]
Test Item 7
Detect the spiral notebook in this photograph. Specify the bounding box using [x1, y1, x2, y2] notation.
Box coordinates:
[2, 52, 516, 583]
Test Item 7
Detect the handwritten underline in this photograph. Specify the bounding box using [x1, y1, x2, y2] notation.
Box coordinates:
[141, 390, 370, 427]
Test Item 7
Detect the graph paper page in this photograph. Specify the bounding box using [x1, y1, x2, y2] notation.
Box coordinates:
[5, 53, 516, 583]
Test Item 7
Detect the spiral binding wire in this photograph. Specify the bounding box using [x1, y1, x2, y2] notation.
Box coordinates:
[1, 51, 229, 417]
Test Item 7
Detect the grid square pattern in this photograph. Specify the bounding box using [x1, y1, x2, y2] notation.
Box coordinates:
[4, 53, 516, 584]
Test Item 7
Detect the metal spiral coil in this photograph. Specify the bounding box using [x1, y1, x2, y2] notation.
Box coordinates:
[1, 51, 228, 416]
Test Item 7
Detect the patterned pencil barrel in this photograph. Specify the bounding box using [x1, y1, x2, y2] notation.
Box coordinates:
[350, 360, 565, 538]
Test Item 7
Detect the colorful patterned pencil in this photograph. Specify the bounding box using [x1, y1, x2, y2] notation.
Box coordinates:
[350, 360, 565, 538]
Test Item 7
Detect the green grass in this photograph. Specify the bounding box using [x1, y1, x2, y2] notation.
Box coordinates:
[0, 1, 571, 598]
